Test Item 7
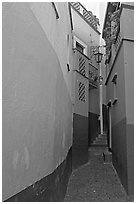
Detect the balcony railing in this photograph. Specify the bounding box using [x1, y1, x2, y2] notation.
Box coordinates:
[73, 48, 89, 77]
[114, 31, 121, 53]
[105, 29, 122, 76]
[73, 49, 98, 89]
[70, 2, 100, 32]
[89, 63, 98, 88]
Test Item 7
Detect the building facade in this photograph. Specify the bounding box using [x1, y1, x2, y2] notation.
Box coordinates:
[102, 2, 134, 196]
[2, 2, 101, 201]
[70, 3, 101, 169]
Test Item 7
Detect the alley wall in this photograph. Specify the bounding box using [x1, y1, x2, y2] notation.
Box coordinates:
[70, 4, 100, 147]
[104, 3, 134, 195]
[2, 2, 73, 201]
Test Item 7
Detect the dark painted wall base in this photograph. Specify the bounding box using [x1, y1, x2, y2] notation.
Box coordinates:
[112, 118, 134, 196]
[103, 104, 108, 133]
[72, 113, 88, 169]
[112, 119, 128, 194]
[126, 123, 134, 196]
[88, 112, 99, 145]
[5, 147, 72, 202]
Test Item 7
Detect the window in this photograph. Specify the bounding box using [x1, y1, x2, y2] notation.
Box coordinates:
[73, 36, 87, 55]
[76, 42, 84, 53]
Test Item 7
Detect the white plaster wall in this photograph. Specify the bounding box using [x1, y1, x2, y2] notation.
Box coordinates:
[120, 7, 134, 40]
[89, 88, 99, 114]
[2, 2, 73, 200]
[71, 7, 100, 56]
[124, 41, 134, 124]
[120, 5, 134, 125]
[71, 6, 100, 116]
[29, 2, 74, 101]
[106, 44, 126, 126]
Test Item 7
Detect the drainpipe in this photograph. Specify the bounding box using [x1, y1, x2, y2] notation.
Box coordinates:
[99, 63, 103, 135]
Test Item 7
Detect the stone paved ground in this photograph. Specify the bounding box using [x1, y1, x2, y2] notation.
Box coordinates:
[64, 147, 134, 202]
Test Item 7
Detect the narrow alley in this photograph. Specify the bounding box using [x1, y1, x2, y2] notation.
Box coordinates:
[64, 147, 133, 202]
[2, 2, 134, 201]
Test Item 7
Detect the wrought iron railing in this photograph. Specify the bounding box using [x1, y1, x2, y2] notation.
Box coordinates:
[105, 30, 122, 74]
[89, 63, 98, 88]
[73, 49, 98, 89]
[114, 31, 121, 53]
[70, 2, 99, 31]
[73, 48, 89, 77]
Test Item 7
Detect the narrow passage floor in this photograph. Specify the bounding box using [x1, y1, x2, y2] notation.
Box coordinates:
[64, 147, 133, 202]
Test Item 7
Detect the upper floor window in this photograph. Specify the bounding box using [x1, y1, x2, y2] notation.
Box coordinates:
[73, 35, 87, 56]
[76, 42, 84, 53]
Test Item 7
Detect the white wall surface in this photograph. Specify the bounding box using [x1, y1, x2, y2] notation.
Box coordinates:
[71, 7, 100, 56]
[3, 2, 73, 200]
[29, 2, 74, 101]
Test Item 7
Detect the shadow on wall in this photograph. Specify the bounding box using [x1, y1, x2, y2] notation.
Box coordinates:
[88, 112, 99, 145]
[103, 104, 108, 133]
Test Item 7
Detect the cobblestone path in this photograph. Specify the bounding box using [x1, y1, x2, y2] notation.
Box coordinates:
[64, 147, 133, 202]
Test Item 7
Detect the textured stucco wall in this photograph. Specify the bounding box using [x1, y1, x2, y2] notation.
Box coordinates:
[106, 43, 126, 193]
[88, 112, 99, 145]
[71, 8, 100, 52]
[72, 113, 88, 169]
[124, 41, 134, 124]
[120, 6, 134, 40]
[123, 40, 134, 195]
[106, 31, 134, 196]
[71, 7, 100, 116]
[2, 2, 73, 200]
[103, 4, 134, 196]
[112, 118, 128, 192]
[29, 2, 74, 101]
[121, 8, 134, 195]
[89, 89, 99, 114]
[71, 6, 100, 72]
[106, 44, 126, 126]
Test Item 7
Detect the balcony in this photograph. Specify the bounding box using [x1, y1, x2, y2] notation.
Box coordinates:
[70, 2, 100, 32]
[105, 27, 122, 79]
[73, 48, 89, 77]
[73, 49, 98, 89]
[103, 3, 122, 73]
[114, 31, 121, 53]
[89, 63, 98, 89]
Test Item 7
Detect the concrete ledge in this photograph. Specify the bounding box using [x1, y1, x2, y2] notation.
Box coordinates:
[103, 151, 112, 163]
[72, 113, 88, 169]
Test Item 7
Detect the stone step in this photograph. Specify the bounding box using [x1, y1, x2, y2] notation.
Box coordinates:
[97, 135, 107, 139]
[96, 137, 107, 141]
[98, 133, 107, 136]
[91, 143, 108, 147]
[91, 133, 108, 147]
[93, 140, 107, 145]
[88, 146, 108, 152]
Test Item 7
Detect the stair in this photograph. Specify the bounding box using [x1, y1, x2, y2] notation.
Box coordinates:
[91, 133, 108, 147]
[90, 133, 112, 163]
